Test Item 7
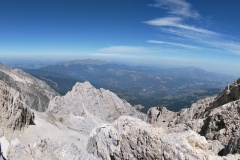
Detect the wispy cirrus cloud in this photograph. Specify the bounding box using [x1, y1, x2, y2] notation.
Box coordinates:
[144, 0, 216, 36]
[149, 0, 199, 18]
[162, 28, 240, 55]
[144, 17, 217, 35]
[147, 40, 201, 50]
[145, 0, 240, 56]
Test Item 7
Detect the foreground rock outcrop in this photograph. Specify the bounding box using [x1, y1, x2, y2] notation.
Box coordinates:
[146, 78, 240, 157]
[7, 138, 100, 160]
[87, 116, 240, 160]
[0, 63, 58, 111]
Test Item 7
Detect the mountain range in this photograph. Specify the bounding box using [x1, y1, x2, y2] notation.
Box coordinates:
[22, 59, 235, 113]
[0, 62, 239, 159]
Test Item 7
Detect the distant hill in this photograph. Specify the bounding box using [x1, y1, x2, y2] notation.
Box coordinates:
[23, 59, 235, 113]
[57, 59, 107, 66]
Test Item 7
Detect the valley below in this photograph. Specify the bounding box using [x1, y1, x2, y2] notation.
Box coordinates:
[22, 59, 235, 113]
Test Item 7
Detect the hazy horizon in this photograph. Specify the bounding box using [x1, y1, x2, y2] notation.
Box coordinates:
[1, 57, 239, 78]
[0, 0, 240, 76]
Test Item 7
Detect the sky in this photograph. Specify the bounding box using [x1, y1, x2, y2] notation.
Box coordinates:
[0, 0, 240, 76]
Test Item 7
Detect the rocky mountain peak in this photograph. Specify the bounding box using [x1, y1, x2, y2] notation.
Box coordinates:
[48, 81, 145, 123]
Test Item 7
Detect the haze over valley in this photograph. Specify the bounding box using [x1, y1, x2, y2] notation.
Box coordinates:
[17, 59, 234, 113]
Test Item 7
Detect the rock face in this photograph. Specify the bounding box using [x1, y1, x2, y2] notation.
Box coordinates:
[0, 63, 58, 111]
[0, 77, 34, 159]
[169, 96, 216, 133]
[199, 100, 240, 145]
[7, 138, 100, 160]
[0, 80, 33, 131]
[167, 80, 240, 148]
[223, 136, 240, 156]
[87, 116, 240, 160]
[146, 78, 240, 157]
[147, 106, 175, 127]
[212, 78, 240, 108]
[48, 82, 145, 122]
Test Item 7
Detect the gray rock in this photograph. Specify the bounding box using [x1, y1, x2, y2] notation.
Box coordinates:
[147, 78, 240, 156]
[0, 80, 33, 131]
[169, 98, 240, 148]
[223, 135, 240, 156]
[87, 116, 239, 160]
[212, 78, 240, 109]
[7, 138, 100, 160]
[0, 63, 59, 111]
[147, 106, 175, 127]
[47, 82, 146, 123]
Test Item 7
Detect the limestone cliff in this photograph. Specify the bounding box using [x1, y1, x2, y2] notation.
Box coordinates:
[0, 63, 58, 111]
[0, 80, 33, 131]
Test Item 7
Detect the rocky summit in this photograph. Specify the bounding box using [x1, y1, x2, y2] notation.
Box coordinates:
[47, 81, 145, 122]
[0, 63, 240, 159]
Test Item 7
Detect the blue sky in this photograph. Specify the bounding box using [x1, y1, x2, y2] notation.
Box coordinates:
[0, 0, 240, 75]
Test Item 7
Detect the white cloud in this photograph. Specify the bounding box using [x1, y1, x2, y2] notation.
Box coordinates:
[161, 28, 240, 55]
[176, 24, 217, 35]
[147, 40, 201, 50]
[97, 46, 153, 54]
[149, 0, 199, 18]
[144, 17, 217, 36]
[144, 17, 182, 26]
